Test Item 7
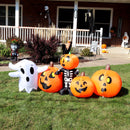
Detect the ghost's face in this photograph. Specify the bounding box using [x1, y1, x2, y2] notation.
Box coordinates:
[20, 65, 35, 82]
[19, 61, 38, 84]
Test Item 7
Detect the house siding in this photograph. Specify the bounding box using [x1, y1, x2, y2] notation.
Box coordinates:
[0, 0, 14, 4]
[20, 0, 74, 27]
[0, 0, 129, 46]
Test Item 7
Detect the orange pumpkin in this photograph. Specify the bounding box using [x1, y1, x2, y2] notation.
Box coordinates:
[101, 49, 108, 53]
[101, 44, 107, 49]
[60, 54, 79, 70]
[123, 36, 127, 40]
[70, 72, 95, 98]
[91, 64, 122, 97]
[38, 62, 63, 93]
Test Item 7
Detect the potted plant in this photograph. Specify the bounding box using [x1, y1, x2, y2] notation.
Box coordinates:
[6, 36, 24, 61]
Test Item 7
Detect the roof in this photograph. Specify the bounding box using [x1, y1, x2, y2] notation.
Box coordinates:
[48, 0, 130, 4]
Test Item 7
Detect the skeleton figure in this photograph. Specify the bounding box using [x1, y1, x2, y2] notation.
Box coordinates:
[62, 40, 72, 54]
[8, 59, 48, 93]
[11, 44, 18, 61]
[55, 68, 79, 95]
[55, 54, 79, 95]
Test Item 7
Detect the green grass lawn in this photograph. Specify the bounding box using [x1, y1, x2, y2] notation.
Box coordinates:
[0, 64, 130, 130]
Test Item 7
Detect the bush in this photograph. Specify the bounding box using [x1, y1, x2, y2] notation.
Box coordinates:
[25, 35, 60, 63]
[18, 46, 27, 53]
[6, 36, 24, 49]
[71, 47, 79, 54]
[0, 44, 11, 57]
[80, 48, 93, 56]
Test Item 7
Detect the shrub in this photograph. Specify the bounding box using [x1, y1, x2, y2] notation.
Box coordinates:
[80, 48, 93, 56]
[71, 47, 79, 54]
[25, 35, 60, 63]
[6, 36, 24, 49]
[0, 44, 11, 57]
[0, 44, 5, 50]
[18, 46, 27, 53]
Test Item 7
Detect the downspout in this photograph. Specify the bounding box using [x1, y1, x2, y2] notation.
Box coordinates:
[72, 0, 78, 47]
[15, 0, 20, 37]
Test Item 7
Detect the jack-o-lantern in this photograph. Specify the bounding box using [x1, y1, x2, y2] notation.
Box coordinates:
[38, 62, 63, 93]
[91, 64, 122, 97]
[60, 54, 79, 70]
[70, 72, 95, 98]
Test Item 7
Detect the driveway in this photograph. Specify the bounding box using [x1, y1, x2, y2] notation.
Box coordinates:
[0, 47, 130, 72]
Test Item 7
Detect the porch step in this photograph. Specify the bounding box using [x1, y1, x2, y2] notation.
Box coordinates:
[107, 47, 130, 54]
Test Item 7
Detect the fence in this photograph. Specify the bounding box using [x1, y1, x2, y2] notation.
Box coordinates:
[0, 25, 103, 48]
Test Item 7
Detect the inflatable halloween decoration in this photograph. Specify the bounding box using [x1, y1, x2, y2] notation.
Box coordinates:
[38, 62, 63, 93]
[8, 59, 48, 93]
[60, 53, 79, 70]
[55, 54, 79, 95]
[91, 64, 122, 97]
[62, 40, 72, 54]
[70, 72, 95, 98]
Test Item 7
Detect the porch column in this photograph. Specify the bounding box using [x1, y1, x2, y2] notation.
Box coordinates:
[99, 28, 103, 50]
[15, 0, 20, 37]
[72, 0, 78, 47]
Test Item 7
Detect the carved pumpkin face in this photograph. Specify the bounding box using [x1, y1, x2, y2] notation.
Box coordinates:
[60, 54, 79, 70]
[70, 72, 95, 98]
[38, 62, 63, 93]
[91, 64, 122, 97]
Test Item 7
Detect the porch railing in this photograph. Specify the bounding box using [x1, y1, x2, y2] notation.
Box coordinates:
[0, 25, 103, 48]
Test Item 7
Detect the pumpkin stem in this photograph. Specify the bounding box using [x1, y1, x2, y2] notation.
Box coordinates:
[81, 72, 85, 76]
[50, 61, 54, 67]
[105, 64, 111, 70]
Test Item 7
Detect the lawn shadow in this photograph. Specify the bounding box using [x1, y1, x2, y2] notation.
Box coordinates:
[91, 93, 100, 98]
[33, 87, 128, 103]
[116, 87, 129, 97]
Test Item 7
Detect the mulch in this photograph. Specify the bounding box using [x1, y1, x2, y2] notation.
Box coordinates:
[0, 54, 90, 66]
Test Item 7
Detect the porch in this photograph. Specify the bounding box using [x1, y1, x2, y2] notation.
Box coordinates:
[0, 0, 129, 47]
[0, 25, 103, 48]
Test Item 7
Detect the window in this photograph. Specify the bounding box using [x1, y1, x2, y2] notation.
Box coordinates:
[94, 9, 111, 37]
[0, 5, 22, 26]
[8, 7, 15, 26]
[58, 8, 73, 28]
[77, 9, 89, 29]
[0, 6, 6, 25]
[58, 7, 112, 38]
[77, 9, 94, 33]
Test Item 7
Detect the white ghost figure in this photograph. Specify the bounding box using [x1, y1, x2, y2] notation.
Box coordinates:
[121, 32, 129, 48]
[8, 59, 48, 93]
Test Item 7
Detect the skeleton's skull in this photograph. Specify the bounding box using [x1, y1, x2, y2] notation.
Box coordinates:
[11, 44, 18, 51]
[8, 59, 48, 93]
